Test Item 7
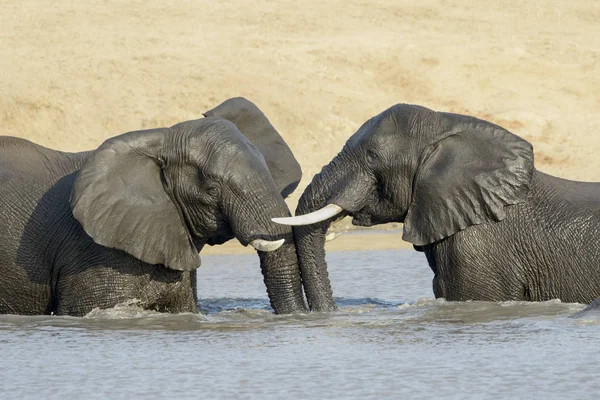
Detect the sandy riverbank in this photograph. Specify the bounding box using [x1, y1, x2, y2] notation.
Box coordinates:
[2, 1, 598, 254]
[201, 229, 412, 256]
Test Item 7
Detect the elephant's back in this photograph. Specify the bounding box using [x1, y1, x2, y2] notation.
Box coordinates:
[0, 137, 86, 217]
[0, 137, 88, 184]
[529, 170, 600, 221]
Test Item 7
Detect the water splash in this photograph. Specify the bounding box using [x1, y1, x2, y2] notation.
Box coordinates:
[198, 297, 272, 314]
[83, 299, 152, 319]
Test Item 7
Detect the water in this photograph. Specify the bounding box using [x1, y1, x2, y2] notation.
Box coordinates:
[2, 246, 599, 399]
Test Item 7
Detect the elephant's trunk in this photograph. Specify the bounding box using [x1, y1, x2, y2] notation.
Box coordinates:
[293, 219, 336, 312]
[293, 154, 355, 312]
[258, 236, 307, 314]
[227, 188, 307, 314]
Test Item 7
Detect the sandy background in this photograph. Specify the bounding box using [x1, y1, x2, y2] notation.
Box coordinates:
[2, 1, 598, 255]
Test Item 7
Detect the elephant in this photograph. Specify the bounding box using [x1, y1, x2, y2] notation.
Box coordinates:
[0, 97, 308, 316]
[275, 103, 600, 311]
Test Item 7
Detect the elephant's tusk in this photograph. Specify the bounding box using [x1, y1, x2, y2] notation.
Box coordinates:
[271, 204, 343, 226]
[249, 238, 285, 252]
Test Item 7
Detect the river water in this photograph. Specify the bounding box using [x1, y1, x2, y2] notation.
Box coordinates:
[2, 244, 599, 399]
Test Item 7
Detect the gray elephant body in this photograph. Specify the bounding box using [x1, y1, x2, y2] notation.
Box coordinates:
[0, 98, 306, 316]
[287, 104, 600, 311]
[423, 170, 600, 302]
[1, 140, 192, 315]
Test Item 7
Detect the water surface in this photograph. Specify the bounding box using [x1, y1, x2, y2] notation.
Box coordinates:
[2, 247, 599, 399]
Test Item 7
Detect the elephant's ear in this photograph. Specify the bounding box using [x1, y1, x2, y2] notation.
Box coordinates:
[203, 97, 302, 198]
[402, 123, 534, 246]
[70, 129, 200, 271]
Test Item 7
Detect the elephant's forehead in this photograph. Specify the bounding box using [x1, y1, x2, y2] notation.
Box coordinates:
[198, 137, 269, 182]
[183, 120, 260, 158]
[347, 113, 399, 149]
[209, 146, 267, 174]
[346, 105, 434, 154]
[171, 119, 269, 181]
[347, 118, 375, 148]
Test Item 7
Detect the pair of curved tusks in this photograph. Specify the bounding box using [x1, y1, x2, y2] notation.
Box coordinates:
[271, 204, 343, 226]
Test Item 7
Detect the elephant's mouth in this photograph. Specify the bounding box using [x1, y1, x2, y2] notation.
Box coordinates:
[206, 234, 234, 246]
[351, 207, 404, 227]
[351, 211, 374, 227]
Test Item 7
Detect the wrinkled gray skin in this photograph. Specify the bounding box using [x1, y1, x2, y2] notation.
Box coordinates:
[295, 104, 600, 311]
[0, 97, 307, 316]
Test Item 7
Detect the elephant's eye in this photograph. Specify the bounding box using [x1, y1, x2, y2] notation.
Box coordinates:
[207, 184, 220, 197]
[366, 149, 378, 165]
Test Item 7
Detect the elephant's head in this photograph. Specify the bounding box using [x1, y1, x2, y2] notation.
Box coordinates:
[276, 104, 534, 311]
[203, 97, 301, 200]
[71, 98, 307, 313]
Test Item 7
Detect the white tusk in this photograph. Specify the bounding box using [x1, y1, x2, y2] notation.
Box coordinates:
[249, 238, 285, 252]
[271, 204, 343, 226]
[325, 232, 341, 242]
